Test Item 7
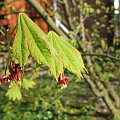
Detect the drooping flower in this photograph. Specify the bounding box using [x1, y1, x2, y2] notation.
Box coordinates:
[58, 73, 70, 85]
[0, 75, 9, 84]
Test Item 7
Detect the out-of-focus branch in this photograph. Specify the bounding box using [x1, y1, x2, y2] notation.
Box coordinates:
[26, 0, 69, 39]
[81, 53, 120, 62]
[78, 1, 120, 115]
[0, 29, 5, 36]
[103, 82, 120, 109]
[83, 74, 120, 115]
[63, 0, 74, 30]
[71, 0, 76, 6]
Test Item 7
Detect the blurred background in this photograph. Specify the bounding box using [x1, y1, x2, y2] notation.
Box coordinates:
[0, 0, 120, 120]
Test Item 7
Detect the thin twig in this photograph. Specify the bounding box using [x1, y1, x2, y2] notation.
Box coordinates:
[39, 88, 63, 114]
[82, 53, 120, 62]
[0, 29, 5, 36]
[63, 0, 74, 30]
[10, 25, 17, 35]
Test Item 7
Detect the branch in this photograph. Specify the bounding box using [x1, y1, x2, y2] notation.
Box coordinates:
[103, 82, 120, 109]
[83, 74, 107, 97]
[26, 0, 69, 39]
[83, 74, 120, 115]
[82, 53, 120, 62]
[83, 13, 98, 22]
[0, 29, 5, 36]
[63, 0, 74, 30]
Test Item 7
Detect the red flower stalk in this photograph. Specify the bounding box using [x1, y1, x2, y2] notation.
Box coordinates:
[58, 73, 70, 85]
[0, 75, 9, 84]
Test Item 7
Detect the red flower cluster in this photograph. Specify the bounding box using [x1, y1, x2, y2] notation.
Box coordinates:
[0, 62, 22, 84]
[9, 63, 22, 81]
[58, 73, 70, 85]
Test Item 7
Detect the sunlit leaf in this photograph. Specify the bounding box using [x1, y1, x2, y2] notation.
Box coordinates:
[13, 13, 51, 66]
[13, 15, 29, 66]
[21, 78, 35, 90]
[47, 31, 86, 78]
[6, 82, 22, 100]
[49, 46, 63, 80]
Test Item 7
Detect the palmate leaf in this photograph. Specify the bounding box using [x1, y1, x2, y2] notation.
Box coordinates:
[6, 79, 35, 100]
[6, 82, 22, 100]
[47, 31, 86, 78]
[21, 78, 35, 90]
[13, 13, 85, 80]
[13, 13, 63, 79]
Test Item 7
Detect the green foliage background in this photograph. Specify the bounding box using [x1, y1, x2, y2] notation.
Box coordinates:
[0, 73, 104, 120]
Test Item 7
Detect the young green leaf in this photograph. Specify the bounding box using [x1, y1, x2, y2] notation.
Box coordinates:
[47, 31, 86, 78]
[13, 14, 29, 66]
[13, 13, 51, 66]
[6, 82, 22, 100]
[21, 78, 35, 90]
[22, 13, 63, 79]
[48, 45, 63, 80]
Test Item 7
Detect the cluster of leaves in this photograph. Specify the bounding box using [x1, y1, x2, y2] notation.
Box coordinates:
[13, 13, 85, 79]
[1, 13, 85, 100]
